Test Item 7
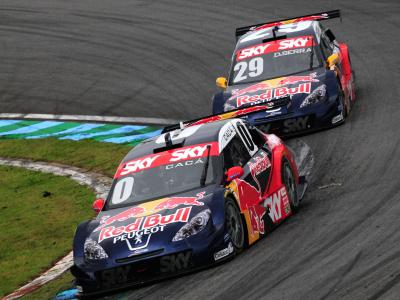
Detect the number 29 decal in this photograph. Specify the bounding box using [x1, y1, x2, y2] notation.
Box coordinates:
[233, 57, 264, 83]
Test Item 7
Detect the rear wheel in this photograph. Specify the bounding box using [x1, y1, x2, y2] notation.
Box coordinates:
[225, 197, 245, 251]
[282, 159, 299, 213]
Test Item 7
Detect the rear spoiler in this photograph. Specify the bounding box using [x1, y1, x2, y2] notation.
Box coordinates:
[162, 97, 290, 134]
[235, 10, 341, 39]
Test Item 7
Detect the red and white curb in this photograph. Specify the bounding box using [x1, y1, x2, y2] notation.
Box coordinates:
[0, 158, 112, 300]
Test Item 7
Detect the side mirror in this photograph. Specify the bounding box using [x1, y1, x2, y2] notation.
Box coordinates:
[325, 29, 336, 42]
[225, 166, 244, 182]
[216, 77, 227, 89]
[92, 198, 105, 214]
[326, 53, 340, 69]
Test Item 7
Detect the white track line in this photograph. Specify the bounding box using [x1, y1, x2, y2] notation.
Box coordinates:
[0, 113, 181, 126]
[0, 158, 112, 300]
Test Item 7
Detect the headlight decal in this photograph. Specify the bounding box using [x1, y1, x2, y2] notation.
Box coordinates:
[172, 209, 211, 242]
[300, 84, 327, 108]
[84, 238, 109, 261]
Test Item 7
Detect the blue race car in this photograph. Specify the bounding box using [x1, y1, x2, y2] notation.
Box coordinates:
[212, 10, 356, 136]
[71, 117, 307, 296]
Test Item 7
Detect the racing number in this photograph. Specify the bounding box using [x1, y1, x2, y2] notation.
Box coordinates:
[236, 122, 258, 156]
[233, 57, 263, 83]
[112, 177, 134, 204]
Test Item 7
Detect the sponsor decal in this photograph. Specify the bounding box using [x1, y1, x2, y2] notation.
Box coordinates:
[248, 206, 266, 235]
[165, 158, 204, 169]
[219, 122, 236, 152]
[283, 116, 310, 133]
[113, 226, 165, 251]
[98, 207, 191, 242]
[230, 73, 318, 99]
[160, 251, 191, 273]
[263, 186, 289, 222]
[100, 265, 132, 289]
[276, 73, 318, 86]
[153, 192, 205, 211]
[236, 82, 311, 107]
[248, 151, 271, 192]
[265, 108, 282, 117]
[274, 47, 311, 57]
[331, 113, 344, 124]
[236, 36, 313, 61]
[115, 142, 219, 178]
[214, 242, 234, 261]
[97, 193, 206, 232]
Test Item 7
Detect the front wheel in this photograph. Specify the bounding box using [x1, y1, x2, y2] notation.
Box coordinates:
[282, 159, 299, 213]
[225, 197, 245, 251]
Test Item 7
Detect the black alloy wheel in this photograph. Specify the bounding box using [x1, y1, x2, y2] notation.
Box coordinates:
[282, 159, 299, 212]
[225, 197, 245, 251]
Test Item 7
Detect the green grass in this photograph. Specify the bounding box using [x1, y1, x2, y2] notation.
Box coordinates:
[0, 138, 133, 298]
[0, 165, 96, 297]
[0, 138, 131, 177]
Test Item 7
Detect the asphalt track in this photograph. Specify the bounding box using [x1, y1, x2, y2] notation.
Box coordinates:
[1, 0, 400, 299]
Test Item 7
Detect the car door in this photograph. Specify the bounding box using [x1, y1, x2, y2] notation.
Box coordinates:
[223, 120, 269, 242]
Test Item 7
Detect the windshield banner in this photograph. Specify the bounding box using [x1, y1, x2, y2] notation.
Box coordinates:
[236, 35, 313, 61]
[114, 142, 219, 178]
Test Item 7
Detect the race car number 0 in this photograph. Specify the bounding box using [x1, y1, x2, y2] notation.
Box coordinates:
[112, 177, 134, 204]
[233, 57, 263, 83]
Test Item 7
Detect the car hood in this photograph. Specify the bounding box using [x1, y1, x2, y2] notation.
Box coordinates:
[225, 68, 327, 110]
[89, 185, 218, 259]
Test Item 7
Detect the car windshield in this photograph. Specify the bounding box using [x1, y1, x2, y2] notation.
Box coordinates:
[229, 35, 322, 85]
[106, 144, 220, 209]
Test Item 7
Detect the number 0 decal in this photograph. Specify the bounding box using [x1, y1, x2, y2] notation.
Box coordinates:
[112, 177, 134, 204]
[235, 121, 258, 156]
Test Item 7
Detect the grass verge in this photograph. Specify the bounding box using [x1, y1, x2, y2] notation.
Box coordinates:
[0, 165, 94, 297]
[0, 138, 132, 298]
[0, 138, 131, 177]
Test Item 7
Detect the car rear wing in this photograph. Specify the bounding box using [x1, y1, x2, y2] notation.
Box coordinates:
[162, 97, 290, 134]
[235, 10, 341, 39]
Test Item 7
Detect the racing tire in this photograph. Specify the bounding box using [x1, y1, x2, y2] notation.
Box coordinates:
[282, 159, 299, 213]
[224, 197, 245, 252]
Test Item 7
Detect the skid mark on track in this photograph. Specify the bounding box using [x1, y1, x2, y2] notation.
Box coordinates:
[320, 251, 362, 300]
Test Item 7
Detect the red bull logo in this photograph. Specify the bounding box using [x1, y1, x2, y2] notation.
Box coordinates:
[236, 82, 311, 107]
[95, 206, 146, 231]
[98, 207, 192, 242]
[94, 192, 206, 232]
[154, 196, 204, 211]
[276, 73, 319, 86]
[231, 82, 273, 98]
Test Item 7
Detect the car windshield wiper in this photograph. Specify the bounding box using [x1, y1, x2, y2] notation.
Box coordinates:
[200, 145, 211, 187]
[309, 37, 314, 70]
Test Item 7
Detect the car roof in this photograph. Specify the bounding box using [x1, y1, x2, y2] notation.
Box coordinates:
[236, 20, 321, 50]
[122, 119, 237, 162]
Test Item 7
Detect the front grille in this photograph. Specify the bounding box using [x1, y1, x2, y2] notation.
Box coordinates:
[116, 249, 164, 264]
